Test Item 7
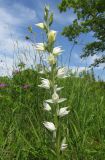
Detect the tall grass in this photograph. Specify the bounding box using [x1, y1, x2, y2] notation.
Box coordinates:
[0, 69, 105, 159]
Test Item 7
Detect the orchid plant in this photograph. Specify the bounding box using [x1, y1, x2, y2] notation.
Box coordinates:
[35, 6, 70, 159]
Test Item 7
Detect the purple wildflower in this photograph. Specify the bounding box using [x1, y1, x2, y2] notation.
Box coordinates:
[0, 83, 7, 88]
[22, 84, 30, 89]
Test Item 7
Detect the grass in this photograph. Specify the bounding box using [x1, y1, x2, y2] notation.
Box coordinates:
[0, 69, 105, 159]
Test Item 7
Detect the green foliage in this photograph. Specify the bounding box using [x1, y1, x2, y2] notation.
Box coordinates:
[0, 69, 105, 159]
[58, 0, 105, 67]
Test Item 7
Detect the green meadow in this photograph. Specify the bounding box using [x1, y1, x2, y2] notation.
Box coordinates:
[0, 69, 105, 159]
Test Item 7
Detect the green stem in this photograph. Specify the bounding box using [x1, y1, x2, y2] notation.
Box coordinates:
[56, 104, 61, 160]
[51, 63, 61, 160]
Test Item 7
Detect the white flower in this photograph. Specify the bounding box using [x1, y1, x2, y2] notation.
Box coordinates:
[38, 78, 50, 89]
[57, 67, 67, 78]
[48, 54, 56, 65]
[57, 98, 67, 103]
[45, 99, 53, 103]
[61, 137, 68, 151]
[56, 87, 64, 91]
[43, 122, 56, 132]
[45, 98, 66, 104]
[45, 87, 66, 104]
[52, 91, 59, 103]
[61, 144, 68, 151]
[54, 85, 63, 92]
[39, 70, 44, 74]
[53, 46, 63, 56]
[48, 30, 57, 43]
[35, 43, 45, 51]
[35, 23, 44, 29]
[57, 107, 70, 117]
[43, 102, 51, 111]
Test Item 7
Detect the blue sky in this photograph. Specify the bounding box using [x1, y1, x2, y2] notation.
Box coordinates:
[0, 0, 104, 80]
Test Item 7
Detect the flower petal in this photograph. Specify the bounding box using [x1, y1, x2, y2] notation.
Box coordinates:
[58, 98, 67, 103]
[43, 121, 56, 132]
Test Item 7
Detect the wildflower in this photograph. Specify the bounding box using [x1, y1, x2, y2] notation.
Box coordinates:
[36, 7, 69, 158]
[45, 88, 66, 103]
[22, 84, 30, 89]
[35, 23, 45, 29]
[44, 5, 49, 17]
[52, 46, 63, 56]
[39, 70, 44, 74]
[48, 54, 56, 65]
[48, 30, 57, 43]
[60, 137, 68, 151]
[58, 98, 67, 103]
[57, 107, 70, 117]
[54, 85, 63, 92]
[43, 102, 51, 111]
[0, 83, 7, 88]
[35, 43, 45, 51]
[57, 67, 67, 78]
[45, 96, 66, 104]
[52, 91, 59, 103]
[38, 78, 50, 89]
[56, 87, 64, 91]
[43, 121, 56, 132]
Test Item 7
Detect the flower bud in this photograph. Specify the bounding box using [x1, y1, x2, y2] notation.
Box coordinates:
[35, 23, 45, 29]
[43, 102, 51, 111]
[52, 91, 59, 103]
[53, 46, 63, 56]
[38, 78, 50, 89]
[57, 67, 67, 78]
[35, 43, 45, 51]
[48, 30, 57, 43]
[43, 121, 56, 132]
[48, 54, 56, 65]
[61, 137, 68, 151]
[57, 107, 70, 117]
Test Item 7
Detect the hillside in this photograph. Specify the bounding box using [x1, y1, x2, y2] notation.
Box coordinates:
[0, 69, 105, 159]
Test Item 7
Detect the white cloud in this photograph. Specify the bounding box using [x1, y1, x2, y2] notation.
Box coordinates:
[11, 3, 37, 22]
[0, 8, 21, 26]
[70, 66, 89, 74]
[0, 4, 38, 76]
[0, 4, 37, 52]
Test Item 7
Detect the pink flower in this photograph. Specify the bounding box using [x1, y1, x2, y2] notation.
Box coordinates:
[0, 83, 7, 88]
